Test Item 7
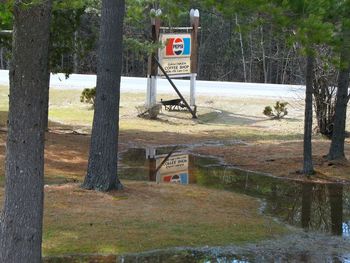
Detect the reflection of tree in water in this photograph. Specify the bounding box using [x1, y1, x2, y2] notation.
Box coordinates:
[343, 222, 350, 237]
[342, 189, 350, 237]
[271, 183, 343, 235]
[195, 165, 350, 236]
[329, 184, 343, 235]
[120, 148, 146, 167]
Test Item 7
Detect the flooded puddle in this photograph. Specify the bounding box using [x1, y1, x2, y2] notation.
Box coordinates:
[118, 147, 350, 237]
[45, 147, 350, 262]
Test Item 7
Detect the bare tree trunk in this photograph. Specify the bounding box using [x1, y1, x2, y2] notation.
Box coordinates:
[73, 30, 79, 73]
[282, 48, 292, 84]
[248, 32, 253, 82]
[235, 14, 247, 82]
[0, 47, 4, 69]
[260, 26, 267, 83]
[303, 56, 315, 175]
[0, 0, 52, 262]
[328, 29, 350, 160]
[83, 0, 125, 191]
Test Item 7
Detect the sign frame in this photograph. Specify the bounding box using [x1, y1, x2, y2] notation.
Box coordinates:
[158, 33, 192, 76]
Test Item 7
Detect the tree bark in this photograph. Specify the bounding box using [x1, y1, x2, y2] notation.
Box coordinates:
[82, 0, 125, 191]
[303, 56, 315, 175]
[0, 0, 52, 262]
[260, 26, 267, 83]
[235, 14, 247, 82]
[328, 29, 350, 160]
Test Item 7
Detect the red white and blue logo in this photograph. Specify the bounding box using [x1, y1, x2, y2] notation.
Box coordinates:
[165, 37, 191, 57]
[163, 173, 189, 185]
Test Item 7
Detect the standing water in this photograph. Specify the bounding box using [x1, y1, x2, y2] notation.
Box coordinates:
[118, 147, 350, 237]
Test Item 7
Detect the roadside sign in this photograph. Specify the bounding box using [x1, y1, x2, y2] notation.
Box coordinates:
[159, 34, 191, 75]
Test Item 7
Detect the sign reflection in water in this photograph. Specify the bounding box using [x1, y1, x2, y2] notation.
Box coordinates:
[120, 147, 350, 237]
[156, 153, 189, 184]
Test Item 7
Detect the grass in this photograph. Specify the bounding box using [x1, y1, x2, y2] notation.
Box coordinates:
[39, 182, 286, 256]
[0, 182, 287, 256]
[0, 85, 309, 141]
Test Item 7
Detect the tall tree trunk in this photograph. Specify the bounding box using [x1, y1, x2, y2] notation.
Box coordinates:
[260, 26, 267, 83]
[0, 0, 52, 262]
[303, 56, 315, 174]
[328, 29, 350, 160]
[82, 0, 125, 191]
[235, 14, 247, 82]
[73, 30, 79, 73]
[248, 32, 253, 82]
[0, 47, 4, 69]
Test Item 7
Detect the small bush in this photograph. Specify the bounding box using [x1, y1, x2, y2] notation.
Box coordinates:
[80, 87, 96, 108]
[263, 101, 288, 119]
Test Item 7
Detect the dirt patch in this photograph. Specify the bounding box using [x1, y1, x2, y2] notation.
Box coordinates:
[0, 129, 350, 187]
[193, 139, 350, 183]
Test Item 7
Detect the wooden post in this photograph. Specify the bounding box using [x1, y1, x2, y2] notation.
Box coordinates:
[146, 9, 161, 108]
[190, 9, 199, 107]
[155, 57, 197, 118]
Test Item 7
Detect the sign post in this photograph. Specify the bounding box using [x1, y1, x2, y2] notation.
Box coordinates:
[146, 9, 161, 108]
[190, 9, 199, 107]
[145, 9, 200, 117]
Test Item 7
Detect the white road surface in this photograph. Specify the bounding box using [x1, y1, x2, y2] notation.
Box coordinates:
[0, 70, 305, 99]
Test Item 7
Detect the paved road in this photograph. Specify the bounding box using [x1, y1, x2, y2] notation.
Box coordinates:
[0, 70, 305, 99]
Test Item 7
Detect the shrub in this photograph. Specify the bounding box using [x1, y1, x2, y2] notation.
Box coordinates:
[263, 101, 288, 119]
[80, 87, 96, 108]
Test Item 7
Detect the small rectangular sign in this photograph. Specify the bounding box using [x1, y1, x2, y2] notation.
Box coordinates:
[159, 33, 191, 76]
[160, 34, 191, 58]
[159, 58, 191, 75]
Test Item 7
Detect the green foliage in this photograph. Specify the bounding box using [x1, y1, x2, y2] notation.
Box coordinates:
[0, 1, 12, 29]
[124, 0, 192, 56]
[50, 0, 94, 75]
[80, 87, 96, 108]
[0, 1, 13, 48]
[0, 0, 95, 75]
[263, 101, 288, 119]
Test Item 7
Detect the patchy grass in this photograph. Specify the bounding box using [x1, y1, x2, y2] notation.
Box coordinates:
[0, 183, 287, 256]
[39, 182, 286, 256]
[0, 85, 319, 143]
[43, 88, 308, 141]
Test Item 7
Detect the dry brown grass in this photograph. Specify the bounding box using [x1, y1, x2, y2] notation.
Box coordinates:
[0, 182, 286, 256]
[41, 181, 285, 255]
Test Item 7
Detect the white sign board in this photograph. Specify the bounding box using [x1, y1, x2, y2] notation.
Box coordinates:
[159, 33, 191, 76]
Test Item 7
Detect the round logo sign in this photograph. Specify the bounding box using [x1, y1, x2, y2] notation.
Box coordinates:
[173, 38, 184, 55]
